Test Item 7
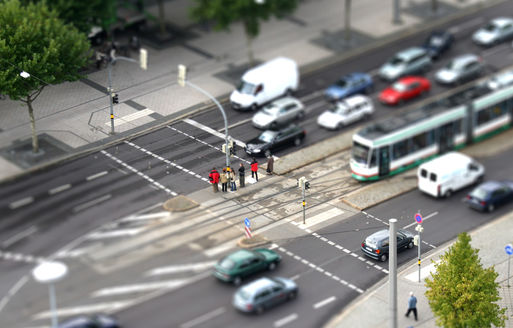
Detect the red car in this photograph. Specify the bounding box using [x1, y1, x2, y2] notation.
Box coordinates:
[379, 76, 431, 106]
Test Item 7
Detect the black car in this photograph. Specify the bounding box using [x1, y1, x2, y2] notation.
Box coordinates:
[465, 180, 513, 212]
[422, 30, 454, 60]
[244, 124, 306, 157]
[58, 314, 119, 328]
[361, 229, 414, 262]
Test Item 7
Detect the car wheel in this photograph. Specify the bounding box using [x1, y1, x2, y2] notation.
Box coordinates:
[256, 305, 264, 315]
[268, 262, 277, 271]
[397, 99, 404, 106]
[296, 111, 305, 120]
[365, 85, 374, 94]
[288, 291, 297, 300]
[251, 103, 258, 111]
[445, 189, 452, 198]
[286, 88, 293, 96]
[407, 241, 414, 249]
[233, 276, 242, 286]
[380, 253, 388, 262]
[337, 122, 345, 130]
[294, 137, 302, 146]
[270, 122, 277, 130]
[264, 149, 271, 157]
[487, 204, 495, 212]
[476, 175, 484, 184]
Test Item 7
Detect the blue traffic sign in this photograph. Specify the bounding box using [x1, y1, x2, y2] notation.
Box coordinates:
[244, 218, 251, 228]
[505, 244, 513, 255]
[415, 213, 422, 224]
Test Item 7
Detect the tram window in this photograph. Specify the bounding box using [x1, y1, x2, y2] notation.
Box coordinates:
[370, 149, 377, 168]
[352, 142, 370, 164]
[392, 140, 408, 159]
[412, 132, 428, 151]
[454, 120, 463, 135]
[477, 102, 507, 126]
[430, 173, 437, 182]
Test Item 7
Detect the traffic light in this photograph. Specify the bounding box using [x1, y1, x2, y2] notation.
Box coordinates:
[139, 48, 148, 70]
[112, 93, 119, 104]
[305, 181, 310, 189]
[413, 235, 419, 246]
[222, 144, 227, 153]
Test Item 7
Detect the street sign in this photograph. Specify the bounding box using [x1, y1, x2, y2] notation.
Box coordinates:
[505, 244, 513, 255]
[244, 218, 251, 228]
[244, 226, 252, 239]
[415, 213, 422, 224]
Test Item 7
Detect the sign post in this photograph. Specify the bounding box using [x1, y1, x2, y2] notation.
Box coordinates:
[244, 218, 252, 239]
[506, 244, 513, 287]
[415, 213, 423, 283]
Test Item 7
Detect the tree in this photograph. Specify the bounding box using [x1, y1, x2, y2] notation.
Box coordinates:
[425, 232, 507, 328]
[0, 0, 91, 153]
[190, 0, 299, 66]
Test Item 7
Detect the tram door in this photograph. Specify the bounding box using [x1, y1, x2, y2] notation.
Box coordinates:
[378, 146, 390, 177]
[439, 123, 454, 154]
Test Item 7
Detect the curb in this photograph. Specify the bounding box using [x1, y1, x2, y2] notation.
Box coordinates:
[236, 234, 270, 249]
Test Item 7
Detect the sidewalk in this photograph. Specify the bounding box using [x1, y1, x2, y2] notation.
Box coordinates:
[325, 212, 513, 328]
[0, 0, 500, 183]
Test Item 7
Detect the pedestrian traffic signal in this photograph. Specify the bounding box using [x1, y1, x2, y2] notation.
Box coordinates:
[112, 93, 119, 104]
[305, 181, 310, 189]
[178, 64, 187, 87]
[139, 48, 148, 70]
[222, 144, 227, 153]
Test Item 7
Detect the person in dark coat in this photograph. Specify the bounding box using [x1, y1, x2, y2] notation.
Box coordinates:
[250, 158, 258, 182]
[238, 163, 245, 187]
[405, 291, 418, 321]
[209, 167, 220, 193]
[266, 154, 274, 175]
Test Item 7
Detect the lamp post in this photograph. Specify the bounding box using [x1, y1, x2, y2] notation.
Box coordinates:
[32, 261, 68, 328]
[177, 65, 231, 170]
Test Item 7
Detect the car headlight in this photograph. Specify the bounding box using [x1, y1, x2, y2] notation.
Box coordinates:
[253, 148, 261, 153]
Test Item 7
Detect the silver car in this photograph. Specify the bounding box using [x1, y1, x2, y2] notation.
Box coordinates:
[379, 47, 431, 81]
[473, 17, 513, 47]
[233, 277, 298, 314]
[486, 70, 513, 90]
[252, 97, 305, 129]
[435, 54, 483, 85]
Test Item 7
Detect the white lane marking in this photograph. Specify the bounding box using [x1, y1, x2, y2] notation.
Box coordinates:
[481, 43, 510, 58]
[105, 108, 154, 126]
[72, 194, 112, 213]
[274, 313, 298, 328]
[181, 307, 226, 328]
[298, 207, 343, 229]
[48, 183, 71, 195]
[0, 276, 29, 313]
[55, 245, 98, 259]
[204, 240, 234, 258]
[92, 279, 189, 297]
[307, 99, 327, 112]
[33, 301, 134, 320]
[448, 17, 484, 34]
[86, 171, 108, 181]
[102, 150, 178, 196]
[8, 197, 34, 210]
[313, 296, 336, 309]
[2, 226, 38, 248]
[146, 261, 217, 276]
[403, 211, 438, 229]
[86, 228, 146, 240]
[183, 118, 246, 148]
[219, 118, 252, 132]
[120, 211, 171, 222]
[124, 140, 209, 184]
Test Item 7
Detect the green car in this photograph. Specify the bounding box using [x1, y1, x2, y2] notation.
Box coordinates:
[213, 248, 281, 285]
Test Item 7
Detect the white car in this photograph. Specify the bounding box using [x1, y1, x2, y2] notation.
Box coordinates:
[317, 95, 373, 130]
[252, 97, 304, 129]
[434, 54, 483, 85]
[473, 17, 513, 47]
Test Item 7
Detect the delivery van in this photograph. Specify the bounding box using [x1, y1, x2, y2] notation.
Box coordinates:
[230, 57, 299, 111]
[417, 152, 484, 198]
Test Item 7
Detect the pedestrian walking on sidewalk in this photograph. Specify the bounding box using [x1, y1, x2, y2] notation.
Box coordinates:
[229, 168, 237, 191]
[209, 167, 220, 193]
[266, 154, 274, 175]
[405, 291, 418, 321]
[238, 163, 245, 187]
[251, 158, 259, 182]
[220, 168, 229, 192]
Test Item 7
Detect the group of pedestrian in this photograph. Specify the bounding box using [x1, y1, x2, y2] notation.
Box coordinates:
[209, 157, 268, 193]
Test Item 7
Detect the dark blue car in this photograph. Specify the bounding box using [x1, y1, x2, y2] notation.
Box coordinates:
[58, 314, 119, 328]
[465, 180, 513, 212]
[422, 30, 454, 60]
[324, 72, 373, 102]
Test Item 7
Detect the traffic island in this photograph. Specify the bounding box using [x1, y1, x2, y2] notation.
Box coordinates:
[163, 195, 199, 212]
[237, 234, 270, 249]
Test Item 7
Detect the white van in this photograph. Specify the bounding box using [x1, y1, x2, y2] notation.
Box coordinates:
[230, 57, 299, 111]
[417, 152, 484, 198]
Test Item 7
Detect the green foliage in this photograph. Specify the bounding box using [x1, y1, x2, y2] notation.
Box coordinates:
[425, 232, 507, 328]
[0, 0, 91, 100]
[190, 0, 298, 38]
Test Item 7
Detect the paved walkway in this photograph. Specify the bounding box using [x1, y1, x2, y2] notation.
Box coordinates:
[0, 0, 499, 182]
[325, 211, 513, 328]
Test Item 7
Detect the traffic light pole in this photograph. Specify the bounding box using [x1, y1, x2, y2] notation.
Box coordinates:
[302, 183, 306, 225]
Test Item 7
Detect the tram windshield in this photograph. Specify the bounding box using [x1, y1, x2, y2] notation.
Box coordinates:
[352, 141, 370, 164]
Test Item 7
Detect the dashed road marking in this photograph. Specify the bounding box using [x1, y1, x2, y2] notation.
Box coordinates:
[72, 194, 112, 213]
[33, 301, 134, 320]
[86, 171, 108, 181]
[48, 183, 71, 195]
[146, 261, 217, 276]
[92, 279, 189, 297]
[313, 296, 336, 309]
[8, 197, 34, 210]
[86, 228, 146, 240]
[274, 313, 298, 328]
[2, 226, 38, 248]
[181, 307, 226, 328]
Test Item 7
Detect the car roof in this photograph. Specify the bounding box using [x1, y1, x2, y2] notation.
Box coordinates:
[59, 316, 91, 328]
[398, 76, 424, 84]
[226, 249, 255, 262]
[240, 277, 276, 295]
[340, 94, 369, 106]
[419, 152, 471, 172]
[344, 72, 369, 80]
[450, 54, 479, 67]
[477, 181, 505, 191]
[490, 17, 513, 27]
[396, 47, 426, 60]
[270, 96, 298, 107]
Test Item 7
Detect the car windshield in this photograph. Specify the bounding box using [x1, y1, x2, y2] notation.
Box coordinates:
[258, 131, 277, 143]
[445, 59, 464, 71]
[428, 36, 444, 47]
[483, 22, 498, 32]
[238, 289, 252, 301]
[330, 102, 349, 115]
[237, 81, 256, 94]
[352, 141, 370, 164]
[470, 187, 488, 200]
[389, 56, 405, 65]
[219, 258, 235, 270]
[262, 104, 280, 116]
[336, 79, 348, 87]
[392, 82, 407, 92]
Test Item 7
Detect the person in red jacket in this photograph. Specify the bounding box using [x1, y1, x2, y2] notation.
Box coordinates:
[250, 158, 259, 182]
[209, 167, 220, 192]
